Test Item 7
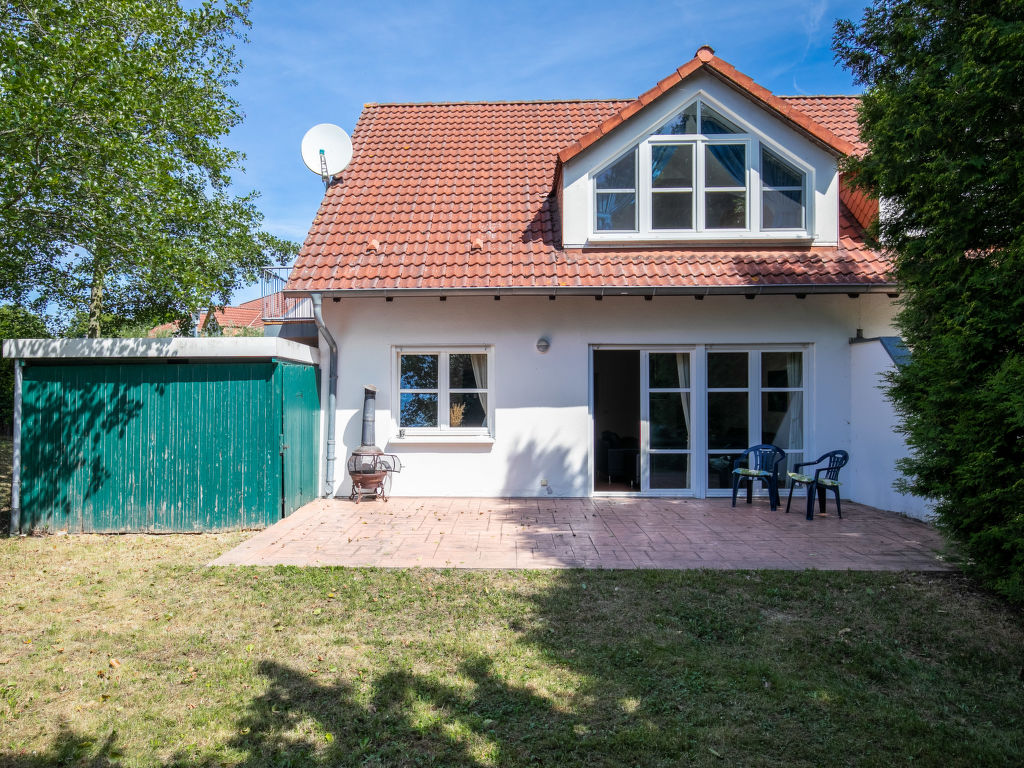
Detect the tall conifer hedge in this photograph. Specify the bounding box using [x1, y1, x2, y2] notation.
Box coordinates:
[835, 0, 1024, 601]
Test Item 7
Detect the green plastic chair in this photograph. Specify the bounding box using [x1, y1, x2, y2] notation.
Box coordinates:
[785, 450, 849, 521]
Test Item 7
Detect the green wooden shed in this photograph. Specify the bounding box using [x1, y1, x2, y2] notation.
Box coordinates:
[3, 338, 321, 533]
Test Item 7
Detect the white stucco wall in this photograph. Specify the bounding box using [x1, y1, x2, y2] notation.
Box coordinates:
[317, 293, 905, 504]
[561, 70, 840, 248]
[848, 340, 933, 520]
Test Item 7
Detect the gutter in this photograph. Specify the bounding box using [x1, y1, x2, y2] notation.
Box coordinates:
[310, 294, 339, 498]
[10, 360, 22, 534]
[282, 284, 899, 300]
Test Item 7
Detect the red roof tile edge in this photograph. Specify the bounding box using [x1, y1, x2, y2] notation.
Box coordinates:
[557, 48, 857, 164]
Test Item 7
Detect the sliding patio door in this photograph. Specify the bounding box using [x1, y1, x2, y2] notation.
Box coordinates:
[592, 346, 806, 497]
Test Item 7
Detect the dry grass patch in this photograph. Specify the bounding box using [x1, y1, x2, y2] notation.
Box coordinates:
[0, 535, 1022, 767]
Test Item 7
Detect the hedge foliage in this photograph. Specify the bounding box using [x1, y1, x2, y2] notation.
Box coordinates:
[835, 0, 1024, 601]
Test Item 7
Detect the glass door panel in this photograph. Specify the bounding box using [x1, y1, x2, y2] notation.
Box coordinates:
[644, 352, 692, 491]
[704, 349, 806, 493]
[707, 351, 750, 490]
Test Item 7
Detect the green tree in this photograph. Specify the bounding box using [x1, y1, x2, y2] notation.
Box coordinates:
[0, 0, 295, 336]
[835, 0, 1024, 601]
[0, 304, 48, 423]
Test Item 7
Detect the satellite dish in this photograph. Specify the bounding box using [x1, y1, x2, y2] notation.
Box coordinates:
[301, 123, 353, 186]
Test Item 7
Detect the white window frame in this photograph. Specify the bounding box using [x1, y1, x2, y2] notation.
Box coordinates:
[704, 346, 809, 497]
[589, 95, 813, 242]
[593, 147, 639, 233]
[759, 146, 807, 231]
[393, 346, 494, 438]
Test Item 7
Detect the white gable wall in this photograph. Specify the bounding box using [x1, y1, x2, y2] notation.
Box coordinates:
[317, 293, 898, 504]
[561, 71, 840, 248]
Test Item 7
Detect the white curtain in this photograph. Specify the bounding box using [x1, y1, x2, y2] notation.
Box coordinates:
[675, 353, 690, 439]
[470, 354, 487, 427]
[785, 353, 802, 450]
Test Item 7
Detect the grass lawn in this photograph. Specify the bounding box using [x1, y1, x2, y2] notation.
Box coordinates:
[0, 535, 1021, 767]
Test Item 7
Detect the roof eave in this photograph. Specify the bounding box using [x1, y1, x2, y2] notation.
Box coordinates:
[283, 283, 897, 299]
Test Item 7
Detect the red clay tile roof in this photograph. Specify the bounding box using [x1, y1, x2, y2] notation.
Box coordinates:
[289, 53, 887, 294]
[149, 305, 263, 336]
[212, 306, 263, 329]
[780, 95, 865, 154]
[557, 47, 857, 164]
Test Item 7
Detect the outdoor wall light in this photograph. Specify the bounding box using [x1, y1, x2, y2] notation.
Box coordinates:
[536, 337, 551, 354]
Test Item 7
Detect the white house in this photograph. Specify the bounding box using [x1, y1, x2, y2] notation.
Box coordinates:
[288, 46, 929, 517]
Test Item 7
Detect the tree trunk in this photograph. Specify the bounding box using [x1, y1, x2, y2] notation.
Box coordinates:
[87, 261, 105, 338]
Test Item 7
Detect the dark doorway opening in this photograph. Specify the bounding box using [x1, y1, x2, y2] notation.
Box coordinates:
[593, 350, 640, 493]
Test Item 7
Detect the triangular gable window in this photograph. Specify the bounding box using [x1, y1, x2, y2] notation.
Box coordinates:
[592, 97, 808, 237]
[653, 100, 741, 136]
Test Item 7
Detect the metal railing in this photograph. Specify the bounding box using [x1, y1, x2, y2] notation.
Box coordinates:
[261, 267, 314, 322]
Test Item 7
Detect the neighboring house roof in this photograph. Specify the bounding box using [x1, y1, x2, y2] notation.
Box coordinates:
[210, 306, 263, 329]
[289, 49, 887, 295]
[149, 304, 263, 336]
[237, 296, 265, 312]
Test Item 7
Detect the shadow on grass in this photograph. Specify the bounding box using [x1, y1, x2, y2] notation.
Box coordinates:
[3, 570, 1021, 767]
[0, 656, 595, 767]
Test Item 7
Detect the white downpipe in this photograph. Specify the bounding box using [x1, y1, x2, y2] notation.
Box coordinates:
[10, 360, 22, 534]
[310, 294, 338, 497]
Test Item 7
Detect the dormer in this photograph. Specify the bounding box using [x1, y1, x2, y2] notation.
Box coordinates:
[558, 47, 856, 249]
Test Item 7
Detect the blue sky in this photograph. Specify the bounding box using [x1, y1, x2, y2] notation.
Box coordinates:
[228, 0, 869, 302]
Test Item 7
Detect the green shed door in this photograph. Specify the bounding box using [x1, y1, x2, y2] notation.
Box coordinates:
[280, 362, 321, 516]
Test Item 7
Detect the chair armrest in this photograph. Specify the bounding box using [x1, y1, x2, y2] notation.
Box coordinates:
[793, 459, 819, 471]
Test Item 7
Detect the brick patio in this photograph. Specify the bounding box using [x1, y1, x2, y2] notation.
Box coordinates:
[210, 496, 952, 571]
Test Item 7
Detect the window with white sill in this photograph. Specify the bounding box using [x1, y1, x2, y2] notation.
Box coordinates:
[396, 349, 492, 435]
[593, 98, 809, 238]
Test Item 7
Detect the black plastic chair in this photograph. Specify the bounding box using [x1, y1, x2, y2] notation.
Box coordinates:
[731, 444, 786, 511]
[785, 450, 849, 521]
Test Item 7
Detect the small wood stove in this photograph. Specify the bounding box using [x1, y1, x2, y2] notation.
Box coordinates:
[347, 385, 401, 502]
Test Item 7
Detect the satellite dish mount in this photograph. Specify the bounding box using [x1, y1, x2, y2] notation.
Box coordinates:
[301, 124, 353, 189]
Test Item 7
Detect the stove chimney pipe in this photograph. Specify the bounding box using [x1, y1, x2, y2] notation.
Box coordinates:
[361, 385, 377, 448]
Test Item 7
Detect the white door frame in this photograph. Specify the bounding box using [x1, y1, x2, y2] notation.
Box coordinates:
[590, 344, 703, 498]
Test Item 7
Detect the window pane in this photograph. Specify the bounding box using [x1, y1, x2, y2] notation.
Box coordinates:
[450, 353, 486, 389]
[652, 192, 693, 229]
[701, 105, 741, 134]
[400, 354, 437, 389]
[651, 453, 689, 489]
[762, 392, 803, 449]
[596, 192, 636, 230]
[762, 189, 804, 229]
[449, 393, 487, 428]
[650, 392, 690, 449]
[649, 352, 690, 388]
[400, 393, 438, 428]
[705, 144, 746, 187]
[708, 392, 748, 450]
[595, 149, 635, 189]
[762, 352, 802, 387]
[708, 352, 747, 388]
[657, 103, 698, 134]
[652, 145, 693, 188]
[705, 191, 746, 228]
[708, 453, 742, 488]
[761, 149, 803, 188]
